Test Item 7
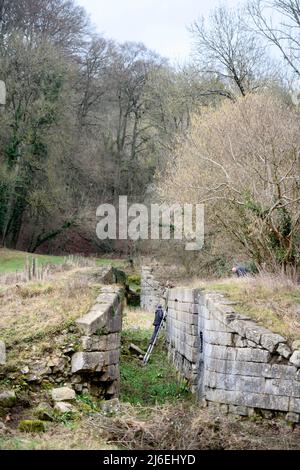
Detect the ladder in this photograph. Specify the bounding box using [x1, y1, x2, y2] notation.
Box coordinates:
[142, 307, 168, 365]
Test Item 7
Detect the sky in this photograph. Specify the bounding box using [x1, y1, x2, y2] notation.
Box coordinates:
[77, 0, 242, 63]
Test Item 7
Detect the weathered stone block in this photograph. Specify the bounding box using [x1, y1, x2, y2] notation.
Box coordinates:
[251, 392, 288, 410]
[76, 289, 122, 335]
[72, 352, 105, 373]
[173, 321, 197, 336]
[209, 306, 236, 328]
[76, 306, 110, 335]
[0, 390, 16, 407]
[168, 288, 200, 303]
[81, 333, 121, 352]
[277, 343, 292, 359]
[290, 350, 300, 368]
[174, 302, 199, 315]
[0, 340, 6, 365]
[205, 371, 266, 394]
[198, 305, 210, 320]
[206, 358, 271, 378]
[206, 388, 290, 411]
[51, 387, 75, 402]
[289, 397, 300, 413]
[236, 348, 270, 363]
[205, 344, 237, 361]
[71, 350, 120, 374]
[100, 365, 119, 382]
[260, 333, 286, 353]
[286, 412, 300, 423]
[106, 309, 122, 333]
[265, 379, 300, 398]
[54, 402, 76, 414]
[204, 331, 233, 347]
[205, 318, 231, 333]
[262, 364, 297, 380]
[244, 325, 269, 344]
[235, 336, 248, 348]
[229, 405, 249, 416]
[229, 319, 258, 338]
[95, 294, 117, 305]
[235, 376, 266, 394]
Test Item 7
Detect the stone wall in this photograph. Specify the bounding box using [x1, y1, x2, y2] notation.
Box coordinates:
[198, 290, 300, 421]
[0, 267, 123, 401]
[166, 288, 199, 393]
[0, 341, 6, 366]
[141, 267, 300, 422]
[140, 265, 164, 311]
[71, 285, 123, 399]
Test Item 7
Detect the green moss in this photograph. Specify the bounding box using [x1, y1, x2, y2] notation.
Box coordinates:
[33, 403, 54, 422]
[127, 274, 141, 286]
[18, 420, 46, 433]
[95, 327, 107, 336]
[0, 390, 16, 408]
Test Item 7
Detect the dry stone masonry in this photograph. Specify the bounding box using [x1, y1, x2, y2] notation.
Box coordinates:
[71, 285, 123, 399]
[0, 267, 123, 402]
[141, 266, 300, 422]
[140, 265, 165, 311]
[167, 289, 199, 393]
[0, 341, 6, 366]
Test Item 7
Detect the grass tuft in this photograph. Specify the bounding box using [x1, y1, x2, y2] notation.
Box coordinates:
[195, 273, 300, 342]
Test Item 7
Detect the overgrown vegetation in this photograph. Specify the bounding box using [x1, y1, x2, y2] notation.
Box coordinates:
[1, 287, 300, 450]
[156, 93, 300, 277]
[0, 267, 101, 367]
[120, 327, 190, 405]
[196, 273, 300, 342]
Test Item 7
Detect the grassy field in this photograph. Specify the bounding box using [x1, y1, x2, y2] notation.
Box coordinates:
[0, 248, 125, 274]
[191, 273, 300, 343]
[0, 249, 65, 274]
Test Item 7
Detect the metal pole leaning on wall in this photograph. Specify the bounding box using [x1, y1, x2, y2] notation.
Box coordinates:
[142, 308, 167, 365]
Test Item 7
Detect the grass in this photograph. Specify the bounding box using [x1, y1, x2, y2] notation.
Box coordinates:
[2, 402, 300, 450]
[95, 258, 125, 268]
[0, 248, 64, 274]
[0, 248, 125, 274]
[120, 308, 190, 405]
[195, 273, 300, 343]
[0, 421, 116, 450]
[0, 268, 102, 366]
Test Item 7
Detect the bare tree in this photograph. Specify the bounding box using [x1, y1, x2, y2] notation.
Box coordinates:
[248, 0, 300, 77]
[0, 0, 90, 53]
[156, 93, 300, 274]
[190, 4, 269, 98]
